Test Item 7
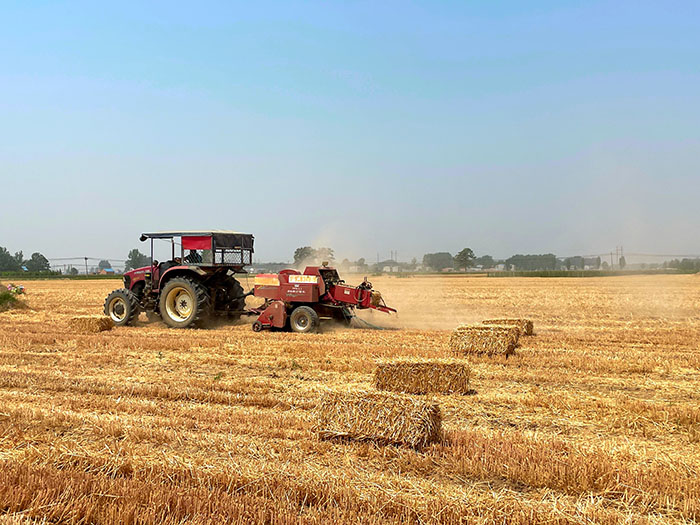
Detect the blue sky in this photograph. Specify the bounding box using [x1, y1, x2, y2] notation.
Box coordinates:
[1, 1, 698, 264]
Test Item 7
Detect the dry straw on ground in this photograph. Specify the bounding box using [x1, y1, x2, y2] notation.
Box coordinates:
[68, 316, 114, 333]
[4, 276, 700, 523]
[483, 318, 534, 335]
[315, 390, 442, 448]
[374, 358, 470, 394]
[449, 324, 519, 356]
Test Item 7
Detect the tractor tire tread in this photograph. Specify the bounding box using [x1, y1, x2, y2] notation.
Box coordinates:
[159, 277, 210, 329]
[290, 305, 320, 333]
[103, 288, 139, 326]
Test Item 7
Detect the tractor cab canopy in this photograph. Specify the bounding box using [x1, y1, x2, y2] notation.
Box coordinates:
[140, 230, 254, 268]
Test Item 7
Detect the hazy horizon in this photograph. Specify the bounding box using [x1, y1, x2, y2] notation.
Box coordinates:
[2, 2, 699, 264]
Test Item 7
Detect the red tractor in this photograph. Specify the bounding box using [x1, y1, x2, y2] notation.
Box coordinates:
[104, 231, 254, 328]
[249, 264, 396, 333]
[104, 230, 397, 332]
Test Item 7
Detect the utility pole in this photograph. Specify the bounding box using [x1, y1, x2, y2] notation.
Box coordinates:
[84, 257, 89, 275]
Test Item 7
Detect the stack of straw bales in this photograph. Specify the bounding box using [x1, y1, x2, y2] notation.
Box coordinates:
[69, 316, 114, 333]
[315, 390, 442, 448]
[374, 358, 470, 395]
[483, 318, 534, 336]
[449, 324, 519, 356]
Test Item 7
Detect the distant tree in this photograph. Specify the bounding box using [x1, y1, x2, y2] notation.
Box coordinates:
[564, 258, 572, 270]
[315, 247, 335, 263]
[601, 261, 610, 270]
[422, 252, 454, 271]
[357, 257, 366, 267]
[677, 258, 700, 272]
[98, 259, 112, 270]
[69, 266, 79, 275]
[594, 256, 601, 270]
[505, 254, 557, 271]
[125, 249, 150, 271]
[454, 248, 476, 270]
[293, 246, 335, 267]
[566, 256, 584, 270]
[0, 246, 21, 271]
[474, 255, 495, 268]
[293, 246, 315, 266]
[13, 251, 23, 265]
[24, 252, 50, 272]
[619, 256, 626, 269]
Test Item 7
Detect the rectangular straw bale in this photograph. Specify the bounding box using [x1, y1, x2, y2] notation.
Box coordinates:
[315, 390, 442, 448]
[483, 318, 534, 336]
[69, 316, 114, 333]
[449, 324, 519, 356]
[374, 358, 470, 394]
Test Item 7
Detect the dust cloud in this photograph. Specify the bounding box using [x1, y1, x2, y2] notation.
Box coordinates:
[353, 275, 493, 331]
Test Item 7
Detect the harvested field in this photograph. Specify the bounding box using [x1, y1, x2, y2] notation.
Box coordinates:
[449, 324, 520, 356]
[1, 275, 700, 523]
[315, 390, 442, 448]
[374, 358, 470, 394]
[483, 317, 534, 335]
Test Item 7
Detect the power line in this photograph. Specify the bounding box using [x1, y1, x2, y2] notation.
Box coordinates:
[48, 257, 127, 262]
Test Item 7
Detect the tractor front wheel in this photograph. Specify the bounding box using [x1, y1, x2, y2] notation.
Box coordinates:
[159, 278, 210, 328]
[289, 306, 320, 334]
[104, 289, 139, 326]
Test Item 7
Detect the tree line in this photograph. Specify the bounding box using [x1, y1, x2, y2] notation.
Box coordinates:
[0, 247, 51, 272]
[5, 242, 698, 275]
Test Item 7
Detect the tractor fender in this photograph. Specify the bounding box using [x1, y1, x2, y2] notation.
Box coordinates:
[158, 266, 207, 290]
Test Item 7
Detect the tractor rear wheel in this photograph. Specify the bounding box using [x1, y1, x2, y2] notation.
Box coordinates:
[215, 274, 246, 318]
[289, 306, 320, 334]
[104, 289, 139, 326]
[159, 278, 210, 328]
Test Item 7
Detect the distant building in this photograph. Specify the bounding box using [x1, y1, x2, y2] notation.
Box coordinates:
[99, 268, 116, 275]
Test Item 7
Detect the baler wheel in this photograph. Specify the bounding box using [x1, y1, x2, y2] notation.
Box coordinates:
[289, 306, 320, 334]
[159, 278, 210, 328]
[252, 321, 263, 332]
[103, 289, 139, 327]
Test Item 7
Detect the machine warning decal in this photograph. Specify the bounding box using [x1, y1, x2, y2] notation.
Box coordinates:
[255, 274, 280, 286]
[288, 275, 318, 284]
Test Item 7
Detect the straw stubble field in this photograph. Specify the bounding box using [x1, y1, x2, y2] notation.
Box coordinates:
[1, 275, 700, 523]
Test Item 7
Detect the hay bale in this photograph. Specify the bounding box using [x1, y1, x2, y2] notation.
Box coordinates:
[315, 390, 441, 448]
[449, 324, 519, 356]
[483, 318, 534, 335]
[69, 316, 114, 333]
[374, 358, 470, 394]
